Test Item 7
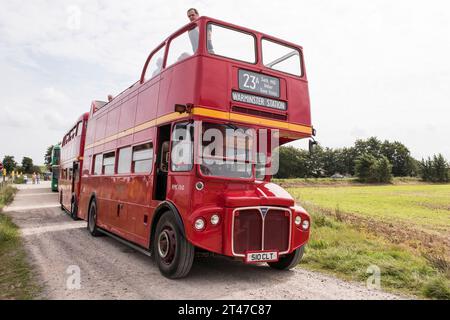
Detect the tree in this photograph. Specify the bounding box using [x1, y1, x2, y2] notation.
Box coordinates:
[21, 157, 34, 174]
[373, 156, 393, 183]
[354, 154, 392, 183]
[276, 146, 309, 178]
[381, 140, 414, 176]
[432, 154, 449, 182]
[420, 154, 449, 182]
[354, 154, 377, 182]
[44, 145, 54, 170]
[32, 166, 42, 174]
[354, 137, 383, 159]
[2, 155, 17, 173]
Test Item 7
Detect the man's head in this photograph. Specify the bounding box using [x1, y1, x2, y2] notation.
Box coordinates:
[187, 8, 199, 22]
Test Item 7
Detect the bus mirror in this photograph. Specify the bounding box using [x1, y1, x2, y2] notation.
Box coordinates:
[309, 139, 318, 154]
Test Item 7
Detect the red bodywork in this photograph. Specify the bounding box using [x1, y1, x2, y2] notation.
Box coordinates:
[59, 112, 89, 214]
[76, 16, 313, 259]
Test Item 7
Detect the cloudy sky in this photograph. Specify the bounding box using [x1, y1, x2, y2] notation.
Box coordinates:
[1, 0, 449, 165]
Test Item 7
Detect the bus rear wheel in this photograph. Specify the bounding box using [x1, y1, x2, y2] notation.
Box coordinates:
[70, 197, 78, 220]
[59, 192, 64, 210]
[153, 212, 194, 279]
[87, 200, 101, 237]
[268, 246, 305, 270]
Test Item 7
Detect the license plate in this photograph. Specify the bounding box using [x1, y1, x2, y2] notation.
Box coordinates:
[245, 251, 278, 263]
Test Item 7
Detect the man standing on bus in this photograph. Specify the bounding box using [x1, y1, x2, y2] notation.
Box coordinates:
[187, 8, 214, 53]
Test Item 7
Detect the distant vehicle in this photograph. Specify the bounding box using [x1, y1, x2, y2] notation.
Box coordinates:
[51, 144, 61, 192]
[65, 16, 314, 279]
[59, 113, 89, 219]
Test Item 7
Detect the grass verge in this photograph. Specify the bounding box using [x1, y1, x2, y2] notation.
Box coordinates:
[0, 185, 40, 300]
[299, 206, 450, 299]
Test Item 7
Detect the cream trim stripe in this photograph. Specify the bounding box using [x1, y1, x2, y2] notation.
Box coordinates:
[85, 107, 312, 150]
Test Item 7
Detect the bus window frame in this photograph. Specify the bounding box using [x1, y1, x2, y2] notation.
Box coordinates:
[141, 43, 166, 83]
[140, 22, 199, 85]
[205, 22, 258, 65]
[92, 153, 103, 176]
[195, 119, 256, 182]
[260, 36, 305, 79]
[131, 141, 155, 176]
[165, 25, 200, 70]
[102, 151, 116, 176]
[169, 121, 194, 174]
[116, 145, 133, 176]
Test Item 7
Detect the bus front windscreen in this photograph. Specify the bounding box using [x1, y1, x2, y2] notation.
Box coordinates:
[199, 122, 254, 179]
[52, 167, 60, 179]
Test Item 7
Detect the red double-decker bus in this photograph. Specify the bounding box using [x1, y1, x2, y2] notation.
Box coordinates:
[77, 16, 314, 278]
[59, 112, 90, 219]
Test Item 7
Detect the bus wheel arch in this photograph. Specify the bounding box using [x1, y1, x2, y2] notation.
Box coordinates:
[150, 202, 186, 251]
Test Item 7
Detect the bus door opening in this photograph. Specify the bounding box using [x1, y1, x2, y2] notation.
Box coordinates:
[72, 162, 79, 194]
[154, 125, 171, 201]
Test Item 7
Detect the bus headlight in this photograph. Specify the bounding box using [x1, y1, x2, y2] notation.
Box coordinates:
[302, 220, 310, 230]
[210, 214, 220, 225]
[194, 218, 206, 231]
[295, 216, 302, 226]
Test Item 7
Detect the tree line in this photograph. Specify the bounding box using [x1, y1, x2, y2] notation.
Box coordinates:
[1, 156, 42, 174]
[276, 137, 449, 183]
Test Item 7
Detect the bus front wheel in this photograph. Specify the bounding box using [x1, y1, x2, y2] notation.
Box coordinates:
[87, 200, 101, 237]
[268, 246, 305, 270]
[153, 212, 194, 279]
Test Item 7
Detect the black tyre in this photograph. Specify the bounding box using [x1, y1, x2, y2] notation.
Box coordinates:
[268, 246, 305, 270]
[153, 212, 194, 279]
[87, 200, 101, 237]
[60, 192, 64, 210]
[70, 197, 78, 220]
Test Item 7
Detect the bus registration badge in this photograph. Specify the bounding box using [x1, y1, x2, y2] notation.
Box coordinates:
[245, 250, 279, 263]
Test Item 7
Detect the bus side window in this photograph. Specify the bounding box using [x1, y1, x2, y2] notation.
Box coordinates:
[166, 26, 198, 68]
[117, 147, 132, 174]
[102, 152, 115, 175]
[144, 45, 165, 81]
[132, 143, 153, 174]
[93, 154, 103, 175]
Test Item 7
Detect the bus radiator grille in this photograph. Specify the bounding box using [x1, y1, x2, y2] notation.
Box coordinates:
[233, 208, 290, 255]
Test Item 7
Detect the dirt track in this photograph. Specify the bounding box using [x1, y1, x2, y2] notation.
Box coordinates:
[4, 183, 404, 300]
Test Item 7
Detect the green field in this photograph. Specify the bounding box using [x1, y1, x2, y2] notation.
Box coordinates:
[285, 181, 450, 299]
[289, 184, 450, 236]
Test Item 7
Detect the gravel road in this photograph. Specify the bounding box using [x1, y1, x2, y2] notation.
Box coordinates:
[4, 183, 404, 300]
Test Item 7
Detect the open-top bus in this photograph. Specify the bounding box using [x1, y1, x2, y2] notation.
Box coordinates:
[51, 144, 61, 192]
[78, 16, 314, 278]
[59, 113, 89, 219]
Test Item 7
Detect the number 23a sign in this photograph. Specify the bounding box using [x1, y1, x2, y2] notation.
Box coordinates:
[238, 69, 280, 98]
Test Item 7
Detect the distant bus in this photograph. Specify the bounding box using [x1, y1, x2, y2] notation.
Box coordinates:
[51, 144, 61, 192]
[59, 113, 89, 219]
[75, 16, 313, 279]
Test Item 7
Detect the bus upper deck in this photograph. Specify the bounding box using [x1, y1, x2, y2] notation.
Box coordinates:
[89, 16, 313, 148]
